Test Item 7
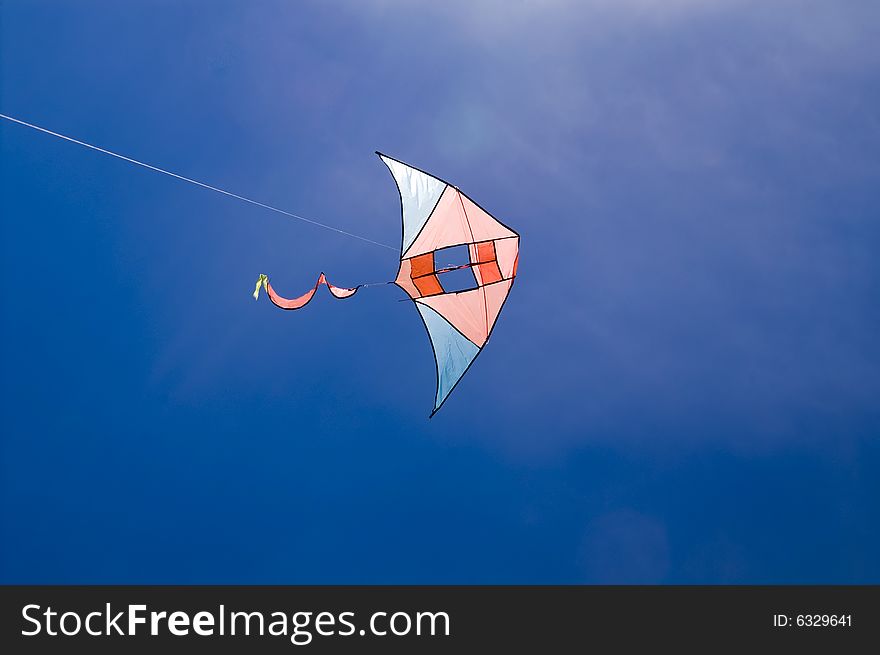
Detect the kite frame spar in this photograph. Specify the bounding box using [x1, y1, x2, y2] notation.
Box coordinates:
[377, 151, 520, 417]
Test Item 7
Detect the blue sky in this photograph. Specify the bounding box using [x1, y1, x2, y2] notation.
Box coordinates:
[1, 0, 878, 583]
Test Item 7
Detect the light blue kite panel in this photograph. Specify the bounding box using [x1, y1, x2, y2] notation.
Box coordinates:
[379, 154, 446, 254]
[415, 302, 481, 413]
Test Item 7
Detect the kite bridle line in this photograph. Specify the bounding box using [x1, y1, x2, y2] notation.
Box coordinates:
[0, 113, 398, 252]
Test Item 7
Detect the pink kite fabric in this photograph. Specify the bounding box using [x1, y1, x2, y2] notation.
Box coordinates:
[393, 184, 520, 348]
[403, 186, 517, 260]
[266, 273, 358, 311]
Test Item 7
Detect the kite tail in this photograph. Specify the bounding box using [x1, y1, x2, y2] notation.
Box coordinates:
[253, 273, 360, 311]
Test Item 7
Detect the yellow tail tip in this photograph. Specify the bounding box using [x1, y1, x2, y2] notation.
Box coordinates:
[253, 274, 268, 300]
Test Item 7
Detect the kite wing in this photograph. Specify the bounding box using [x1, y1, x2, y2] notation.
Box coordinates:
[378, 152, 519, 416]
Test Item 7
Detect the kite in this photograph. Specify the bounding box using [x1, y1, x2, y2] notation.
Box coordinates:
[0, 115, 520, 415]
[255, 153, 520, 415]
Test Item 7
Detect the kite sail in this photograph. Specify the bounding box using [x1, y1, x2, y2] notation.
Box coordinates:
[377, 153, 520, 415]
[253, 154, 519, 415]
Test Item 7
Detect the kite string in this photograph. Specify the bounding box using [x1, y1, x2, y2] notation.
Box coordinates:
[0, 112, 398, 251]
